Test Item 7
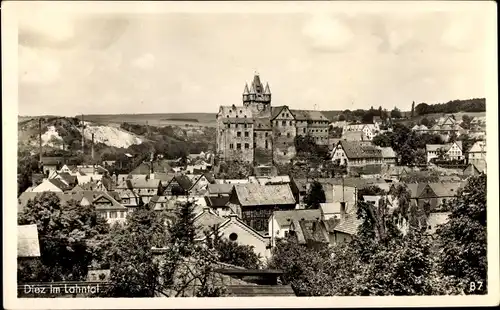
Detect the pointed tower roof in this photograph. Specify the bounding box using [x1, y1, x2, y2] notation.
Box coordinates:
[252, 73, 263, 93]
[249, 83, 256, 94]
[243, 83, 249, 95]
[264, 83, 271, 95]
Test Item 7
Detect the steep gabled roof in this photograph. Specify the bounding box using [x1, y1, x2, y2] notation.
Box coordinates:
[232, 184, 296, 206]
[270, 106, 294, 120]
[253, 118, 272, 130]
[204, 196, 231, 208]
[333, 215, 362, 235]
[290, 110, 328, 121]
[48, 178, 71, 191]
[207, 184, 234, 195]
[93, 193, 127, 210]
[338, 141, 382, 159]
[174, 174, 194, 190]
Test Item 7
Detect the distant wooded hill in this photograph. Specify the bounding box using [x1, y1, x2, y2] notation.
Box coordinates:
[415, 98, 486, 116]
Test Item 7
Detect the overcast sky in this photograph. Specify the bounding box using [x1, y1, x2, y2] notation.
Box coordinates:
[17, 3, 492, 116]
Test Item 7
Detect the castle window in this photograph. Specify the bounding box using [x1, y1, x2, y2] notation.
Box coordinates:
[244, 124, 247, 128]
[282, 121, 286, 126]
[265, 132, 268, 137]
[287, 133, 291, 138]
[237, 132, 241, 137]
[284, 151, 287, 156]
[245, 132, 249, 137]
[240, 110, 242, 113]
[237, 143, 241, 149]
[230, 144, 234, 149]
[245, 143, 249, 149]
[303, 128, 306, 133]
[265, 141, 268, 149]
[236, 115, 239, 118]
[229, 110, 232, 113]
[254, 132, 257, 137]
[244, 115, 247, 118]
[226, 115, 229, 118]
[253, 143, 256, 148]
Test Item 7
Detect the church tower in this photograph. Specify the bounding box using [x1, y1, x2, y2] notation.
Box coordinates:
[242, 73, 272, 113]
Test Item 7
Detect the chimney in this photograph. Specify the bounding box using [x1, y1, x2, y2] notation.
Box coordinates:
[340, 202, 346, 221]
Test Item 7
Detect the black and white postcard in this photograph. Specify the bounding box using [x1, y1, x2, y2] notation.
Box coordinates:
[3, 1, 498, 308]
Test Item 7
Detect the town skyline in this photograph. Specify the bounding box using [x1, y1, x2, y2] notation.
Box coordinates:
[18, 5, 490, 116]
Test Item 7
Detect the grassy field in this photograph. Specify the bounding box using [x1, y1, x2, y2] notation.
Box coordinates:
[82, 113, 217, 128]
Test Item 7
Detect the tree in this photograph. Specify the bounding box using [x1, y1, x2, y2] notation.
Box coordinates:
[420, 117, 431, 128]
[206, 226, 262, 269]
[168, 202, 197, 256]
[461, 115, 473, 129]
[391, 107, 402, 119]
[18, 192, 110, 282]
[448, 131, 458, 143]
[304, 180, 326, 209]
[268, 238, 335, 296]
[338, 114, 346, 121]
[372, 134, 392, 148]
[104, 203, 168, 297]
[17, 151, 41, 196]
[436, 175, 487, 294]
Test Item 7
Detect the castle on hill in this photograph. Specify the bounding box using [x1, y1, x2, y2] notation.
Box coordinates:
[215, 73, 330, 166]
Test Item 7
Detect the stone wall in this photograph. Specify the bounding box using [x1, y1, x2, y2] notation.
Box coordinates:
[272, 116, 296, 163]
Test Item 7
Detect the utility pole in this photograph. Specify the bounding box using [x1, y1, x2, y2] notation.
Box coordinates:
[81, 114, 85, 153]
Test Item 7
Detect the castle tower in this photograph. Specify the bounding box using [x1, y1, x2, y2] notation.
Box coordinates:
[242, 73, 272, 111]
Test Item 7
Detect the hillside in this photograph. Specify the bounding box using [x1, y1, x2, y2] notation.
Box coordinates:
[83, 113, 217, 128]
[17, 116, 217, 164]
[18, 117, 144, 152]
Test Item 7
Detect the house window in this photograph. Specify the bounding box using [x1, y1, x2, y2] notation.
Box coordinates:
[110, 211, 117, 219]
[237, 132, 241, 137]
[244, 143, 249, 149]
[303, 128, 306, 133]
[282, 121, 286, 126]
[244, 124, 247, 129]
[229, 143, 234, 149]
[237, 143, 241, 149]
[265, 141, 268, 149]
[239, 110, 242, 114]
[229, 233, 238, 241]
[254, 132, 257, 137]
[265, 132, 268, 137]
[284, 231, 289, 238]
[289, 121, 292, 126]
[253, 143, 256, 148]
[287, 133, 291, 138]
[244, 132, 249, 137]
[120, 211, 125, 218]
